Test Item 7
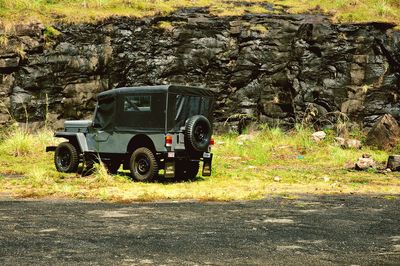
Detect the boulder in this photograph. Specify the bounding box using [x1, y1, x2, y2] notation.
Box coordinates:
[334, 137, 362, 149]
[355, 154, 376, 170]
[387, 155, 400, 171]
[311, 131, 326, 142]
[345, 139, 362, 149]
[334, 137, 346, 146]
[237, 134, 256, 145]
[366, 114, 400, 150]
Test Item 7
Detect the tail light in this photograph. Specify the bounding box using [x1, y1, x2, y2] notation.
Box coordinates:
[165, 135, 173, 147]
[210, 137, 215, 146]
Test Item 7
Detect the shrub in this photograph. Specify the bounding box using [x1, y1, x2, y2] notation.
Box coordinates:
[0, 127, 56, 156]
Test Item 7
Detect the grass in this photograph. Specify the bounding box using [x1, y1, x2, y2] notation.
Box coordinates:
[0, 0, 399, 28]
[0, 125, 399, 202]
[271, 0, 400, 25]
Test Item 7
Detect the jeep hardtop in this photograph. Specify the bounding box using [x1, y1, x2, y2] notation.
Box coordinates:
[46, 85, 215, 181]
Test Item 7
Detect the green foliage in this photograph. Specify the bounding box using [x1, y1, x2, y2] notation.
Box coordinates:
[250, 24, 268, 33]
[156, 21, 174, 31]
[44, 26, 61, 38]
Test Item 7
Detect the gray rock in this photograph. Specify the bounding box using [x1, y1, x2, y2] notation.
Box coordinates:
[0, 57, 20, 68]
[345, 139, 362, 149]
[366, 114, 400, 150]
[355, 157, 376, 170]
[387, 155, 400, 171]
[311, 131, 326, 142]
[334, 137, 362, 149]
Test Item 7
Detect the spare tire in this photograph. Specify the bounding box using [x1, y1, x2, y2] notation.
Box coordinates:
[184, 115, 212, 152]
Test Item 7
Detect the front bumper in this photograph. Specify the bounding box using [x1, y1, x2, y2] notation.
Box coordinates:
[46, 146, 56, 152]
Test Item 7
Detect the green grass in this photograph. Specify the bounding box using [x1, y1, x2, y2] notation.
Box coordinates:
[0, 125, 399, 202]
[0, 0, 399, 28]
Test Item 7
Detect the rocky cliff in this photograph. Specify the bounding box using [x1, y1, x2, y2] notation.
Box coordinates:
[0, 8, 399, 131]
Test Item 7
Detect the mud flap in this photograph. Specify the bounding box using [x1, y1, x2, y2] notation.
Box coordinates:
[202, 153, 213, 176]
[165, 160, 175, 178]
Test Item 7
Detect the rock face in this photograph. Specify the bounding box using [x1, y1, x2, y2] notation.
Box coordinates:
[366, 114, 400, 150]
[0, 8, 399, 130]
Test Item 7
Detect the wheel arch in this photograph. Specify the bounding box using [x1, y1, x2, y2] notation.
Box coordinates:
[54, 132, 88, 153]
[127, 134, 156, 154]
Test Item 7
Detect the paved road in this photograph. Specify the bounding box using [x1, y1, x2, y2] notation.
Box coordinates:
[0, 196, 399, 265]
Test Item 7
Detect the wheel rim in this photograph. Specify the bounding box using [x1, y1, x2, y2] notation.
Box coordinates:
[56, 147, 71, 170]
[194, 123, 207, 143]
[136, 156, 150, 175]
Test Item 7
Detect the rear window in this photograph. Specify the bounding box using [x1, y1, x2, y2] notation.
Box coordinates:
[167, 94, 213, 131]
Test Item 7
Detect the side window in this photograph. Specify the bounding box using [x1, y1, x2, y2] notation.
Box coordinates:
[124, 96, 151, 112]
[116, 93, 166, 130]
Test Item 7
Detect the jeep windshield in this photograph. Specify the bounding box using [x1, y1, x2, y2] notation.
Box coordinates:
[167, 94, 214, 131]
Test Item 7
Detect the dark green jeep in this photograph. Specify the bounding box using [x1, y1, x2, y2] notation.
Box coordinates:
[46, 85, 215, 181]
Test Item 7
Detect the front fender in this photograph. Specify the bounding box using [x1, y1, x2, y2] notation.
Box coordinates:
[54, 132, 89, 152]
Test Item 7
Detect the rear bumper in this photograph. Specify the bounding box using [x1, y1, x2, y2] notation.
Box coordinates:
[164, 152, 213, 178]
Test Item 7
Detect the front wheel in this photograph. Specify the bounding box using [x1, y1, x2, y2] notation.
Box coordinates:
[54, 142, 79, 173]
[130, 147, 158, 182]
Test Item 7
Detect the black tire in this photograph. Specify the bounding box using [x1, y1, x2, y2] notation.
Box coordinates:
[104, 161, 121, 175]
[130, 147, 158, 182]
[185, 115, 212, 152]
[175, 160, 200, 180]
[54, 142, 79, 173]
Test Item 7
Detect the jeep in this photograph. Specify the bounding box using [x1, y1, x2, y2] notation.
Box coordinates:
[46, 85, 215, 181]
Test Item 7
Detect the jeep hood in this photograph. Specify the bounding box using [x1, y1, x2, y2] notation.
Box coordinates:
[64, 120, 92, 128]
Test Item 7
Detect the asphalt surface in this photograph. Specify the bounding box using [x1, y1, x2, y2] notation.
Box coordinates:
[0, 195, 399, 265]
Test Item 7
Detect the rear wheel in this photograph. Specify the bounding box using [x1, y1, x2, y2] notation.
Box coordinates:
[54, 142, 79, 173]
[130, 147, 158, 182]
[175, 160, 199, 180]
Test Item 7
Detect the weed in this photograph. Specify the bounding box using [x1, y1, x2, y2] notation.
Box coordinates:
[376, 0, 394, 17]
[250, 24, 268, 34]
[43, 26, 61, 47]
[44, 26, 61, 39]
[0, 34, 8, 47]
[156, 21, 174, 31]
[0, 127, 35, 156]
[14, 45, 26, 60]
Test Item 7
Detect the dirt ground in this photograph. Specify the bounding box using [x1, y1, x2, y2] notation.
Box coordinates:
[0, 195, 399, 265]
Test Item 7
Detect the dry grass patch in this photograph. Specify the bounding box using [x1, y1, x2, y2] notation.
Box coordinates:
[0, 0, 399, 27]
[0, 126, 399, 202]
